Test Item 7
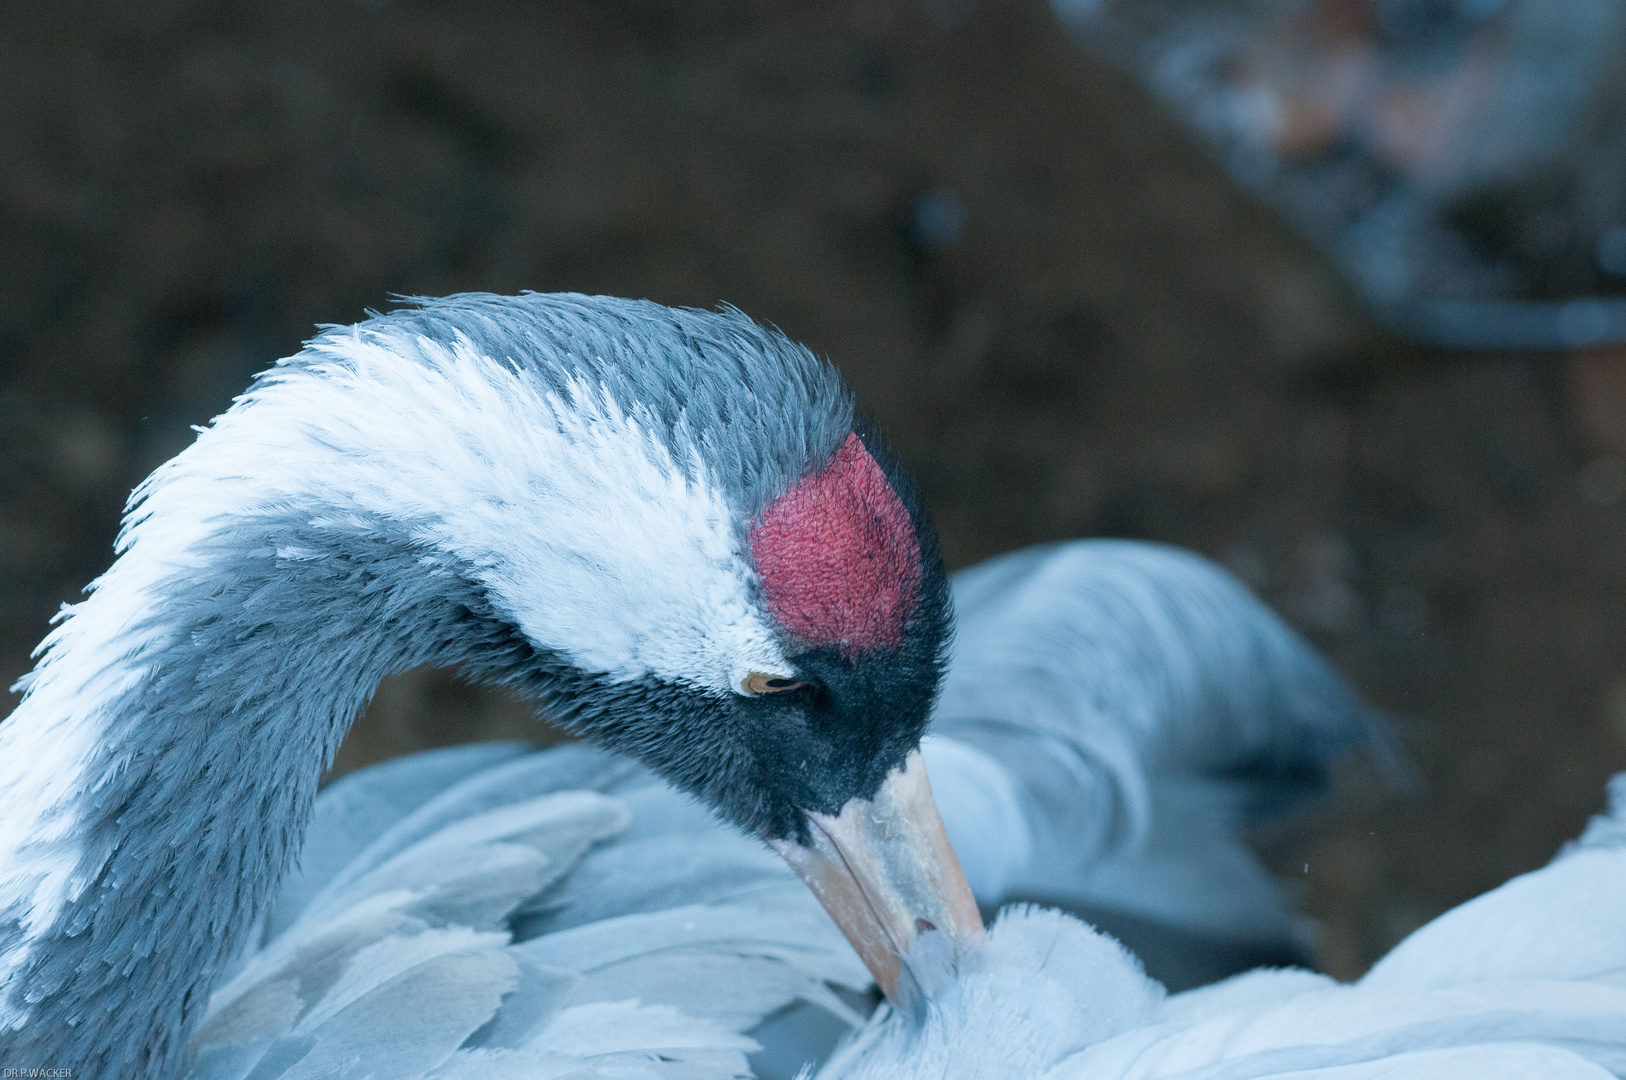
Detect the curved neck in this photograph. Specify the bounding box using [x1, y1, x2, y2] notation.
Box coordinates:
[0, 299, 846, 1073]
[0, 508, 509, 1076]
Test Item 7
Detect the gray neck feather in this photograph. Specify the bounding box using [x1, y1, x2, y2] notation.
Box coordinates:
[1, 514, 508, 1075]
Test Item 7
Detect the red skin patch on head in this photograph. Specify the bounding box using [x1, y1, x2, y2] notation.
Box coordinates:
[750, 433, 922, 655]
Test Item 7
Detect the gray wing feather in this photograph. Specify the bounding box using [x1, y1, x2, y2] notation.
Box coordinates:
[519, 901, 863, 987]
[426, 1047, 606, 1080]
[609, 783, 744, 843]
[461, 954, 582, 1051]
[941, 539, 1385, 828]
[518, 901, 869, 1030]
[268, 742, 537, 939]
[567, 954, 852, 1034]
[277, 948, 519, 1080]
[516, 835, 794, 937]
[192, 935, 519, 1080]
[518, 1000, 759, 1076]
[931, 540, 1393, 946]
[302, 792, 628, 930]
[300, 750, 642, 919]
[193, 744, 869, 1080]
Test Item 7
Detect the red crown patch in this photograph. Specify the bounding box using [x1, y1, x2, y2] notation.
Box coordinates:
[750, 433, 922, 655]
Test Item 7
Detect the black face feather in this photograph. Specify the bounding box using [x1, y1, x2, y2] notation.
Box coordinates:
[475, 584, 950, 845]
[466, 421, 953, 844]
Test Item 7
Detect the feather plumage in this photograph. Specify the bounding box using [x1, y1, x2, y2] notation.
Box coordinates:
[182, 538, 1387, 1079]
[816, 772, 1626, 1080]
[926, 540, 1394, 972]
[191, 743, 869, 1080]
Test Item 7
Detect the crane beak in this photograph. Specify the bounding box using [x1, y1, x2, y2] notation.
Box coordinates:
[769, 749, 985, 1014]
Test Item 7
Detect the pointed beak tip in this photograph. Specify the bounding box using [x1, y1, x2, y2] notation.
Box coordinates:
[772, 750, 984, 1007]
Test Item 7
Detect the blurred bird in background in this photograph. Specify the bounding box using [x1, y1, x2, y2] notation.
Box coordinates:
[1059, 0, 1626, 528]
[1057, 0, 1626, 347]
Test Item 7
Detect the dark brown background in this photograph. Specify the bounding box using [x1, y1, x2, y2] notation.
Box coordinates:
[5, 0, 1625, 980]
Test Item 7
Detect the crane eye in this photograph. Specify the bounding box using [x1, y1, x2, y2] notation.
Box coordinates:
[742, 672, 806, 695]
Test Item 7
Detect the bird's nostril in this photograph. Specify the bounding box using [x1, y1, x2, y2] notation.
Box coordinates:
[915, 918, 937, 934]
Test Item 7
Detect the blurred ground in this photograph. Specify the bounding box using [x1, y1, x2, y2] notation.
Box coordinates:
[4, 0, 1625, 980]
